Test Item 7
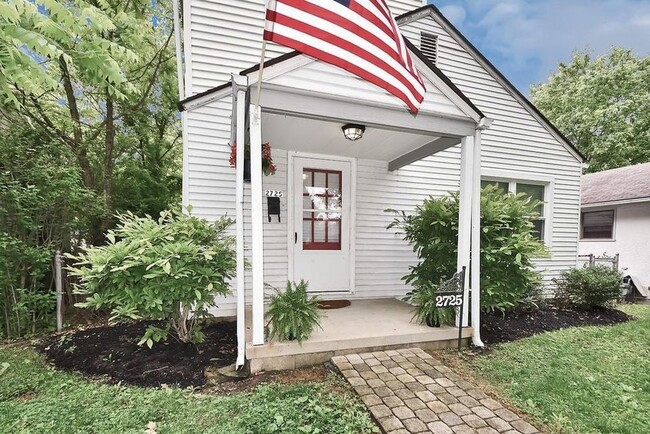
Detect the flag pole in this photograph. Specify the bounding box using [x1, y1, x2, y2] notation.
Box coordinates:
[255, 40, 267, 108]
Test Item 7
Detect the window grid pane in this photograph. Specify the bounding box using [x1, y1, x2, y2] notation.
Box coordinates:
[302, 168, 342, 250]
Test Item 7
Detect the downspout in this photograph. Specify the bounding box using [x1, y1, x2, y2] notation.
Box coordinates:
[471, 117, 493, 348]
[172, 0, 185, 101]
[232, 76, 248, 369]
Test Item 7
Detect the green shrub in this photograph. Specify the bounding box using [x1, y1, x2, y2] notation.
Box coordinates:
[388, 185, 547, 312]
[403, 279, 455, 327]
[266, 280, 322, 343]
[554, 265, 622, 308]
[68, 209, 236, 346]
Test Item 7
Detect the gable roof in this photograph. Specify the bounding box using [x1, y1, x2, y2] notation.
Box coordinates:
[396, 4, 585, 162]
[180, 43, 484, 120]
[582, 162, 650, 207]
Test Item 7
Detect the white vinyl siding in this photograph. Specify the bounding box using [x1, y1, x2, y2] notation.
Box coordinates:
[184, 0, 423, 94]
[182, 2, 582, 315]
[400, 15, 582, 285]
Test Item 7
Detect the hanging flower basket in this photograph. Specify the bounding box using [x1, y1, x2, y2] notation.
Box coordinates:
[229, 142, 276, 182]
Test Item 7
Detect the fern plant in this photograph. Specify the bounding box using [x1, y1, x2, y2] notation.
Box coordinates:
[404, 280, 455, 327]
[265, 280, 322, 343]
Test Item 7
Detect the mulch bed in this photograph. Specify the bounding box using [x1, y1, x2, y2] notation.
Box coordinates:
[38, 320, 237, 388]
[480, 304, 631, 345]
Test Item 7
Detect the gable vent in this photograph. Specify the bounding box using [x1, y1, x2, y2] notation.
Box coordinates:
[420, 32, 438, 64]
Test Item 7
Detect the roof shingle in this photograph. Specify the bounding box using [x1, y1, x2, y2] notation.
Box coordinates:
[582, 162, 650, 205]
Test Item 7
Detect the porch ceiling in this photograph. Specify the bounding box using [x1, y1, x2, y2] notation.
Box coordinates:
[262, 112, 459, 164]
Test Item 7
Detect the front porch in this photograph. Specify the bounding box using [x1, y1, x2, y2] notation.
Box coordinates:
[215, 48, 494, 370]
[246, 298, 472, 373]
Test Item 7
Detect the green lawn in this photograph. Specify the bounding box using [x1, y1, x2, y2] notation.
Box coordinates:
[469, 305, 650, 434]
[0, 346, 376, 434]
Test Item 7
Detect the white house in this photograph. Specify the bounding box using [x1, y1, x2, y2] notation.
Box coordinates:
[579, 162, 650, 299]
[174, 0, 583, 372]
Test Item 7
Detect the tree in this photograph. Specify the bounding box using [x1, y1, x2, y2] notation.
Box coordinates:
[531, 48, 650, 173]
[0, 0, 181, 240]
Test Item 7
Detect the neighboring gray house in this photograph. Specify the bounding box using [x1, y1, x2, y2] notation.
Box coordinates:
[579, 162, 650, 298]
[175, 0, 584, 371]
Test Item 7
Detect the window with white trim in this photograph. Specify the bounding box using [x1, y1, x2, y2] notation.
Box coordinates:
[581, 210, 615, 239]
[420, 32, 438, 64]
[482, 179, 548, 242]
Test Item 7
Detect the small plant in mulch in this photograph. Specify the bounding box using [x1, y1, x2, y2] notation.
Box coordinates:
[265, 280, 322, 343]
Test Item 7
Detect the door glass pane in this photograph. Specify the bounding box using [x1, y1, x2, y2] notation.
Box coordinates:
[328, 221, 340, 242]
[313, 220, 326, 242]
[302, 196, 312, 211]
[314, 171, 326, 188]
[302, 220, 312, 243]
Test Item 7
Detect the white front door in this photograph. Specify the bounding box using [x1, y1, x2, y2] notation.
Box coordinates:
[292, 156, 351, 293]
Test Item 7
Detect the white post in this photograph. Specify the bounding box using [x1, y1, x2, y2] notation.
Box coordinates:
[456, 137, 473, 327]
[250, 104, 265, 346]
[234, 76, 247, 368]
[55, 250, 63, 332]
[470, 117, 492, 348]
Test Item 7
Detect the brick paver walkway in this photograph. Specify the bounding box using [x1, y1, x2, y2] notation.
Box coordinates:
[332, 348, 540, 434]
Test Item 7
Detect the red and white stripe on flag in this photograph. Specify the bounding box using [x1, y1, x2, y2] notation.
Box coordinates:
[263, 0, 426, 112]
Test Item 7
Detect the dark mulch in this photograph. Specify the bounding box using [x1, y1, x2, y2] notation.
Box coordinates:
[38, 321, 237, 388]
[480, 304, 631, 345]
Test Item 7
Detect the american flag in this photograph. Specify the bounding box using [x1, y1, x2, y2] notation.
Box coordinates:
[263, 0, 426, 112]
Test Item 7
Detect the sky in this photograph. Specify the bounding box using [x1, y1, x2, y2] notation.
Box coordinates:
[427, 0, 650, 94]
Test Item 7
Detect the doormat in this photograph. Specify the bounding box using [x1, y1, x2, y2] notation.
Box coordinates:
[317, 300, 351, 310]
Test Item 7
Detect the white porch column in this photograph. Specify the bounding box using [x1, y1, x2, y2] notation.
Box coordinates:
[456, 136, 473, 327]
[470, 118, 492, 347]
[233, 76, 247, 368]
[250, 104, 265, 346]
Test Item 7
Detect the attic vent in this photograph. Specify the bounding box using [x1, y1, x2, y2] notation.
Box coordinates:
[420, 32, 438, 64]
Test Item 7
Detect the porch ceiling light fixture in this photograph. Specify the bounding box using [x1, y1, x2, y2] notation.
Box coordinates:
[342, 123, 365, 141]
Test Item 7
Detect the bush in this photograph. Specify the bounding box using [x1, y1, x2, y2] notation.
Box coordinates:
[554, 265, 622, 308]
[0, 127, 102, 339]
[388, 185, 547, 312]
[68, 209, 236, 346]
[266, 280, 322, 343]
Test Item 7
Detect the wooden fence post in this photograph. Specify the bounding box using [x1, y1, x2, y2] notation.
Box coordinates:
[55, 250, 63, 332]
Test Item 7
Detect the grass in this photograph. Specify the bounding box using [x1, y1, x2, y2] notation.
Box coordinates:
[468, 304, 650, 434]
[0, 345, 377, 434]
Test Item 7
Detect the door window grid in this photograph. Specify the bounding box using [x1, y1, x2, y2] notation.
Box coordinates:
[303, 168, 342, 250]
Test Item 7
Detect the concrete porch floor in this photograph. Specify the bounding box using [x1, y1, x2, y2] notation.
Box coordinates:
[245, 298, 471, 373]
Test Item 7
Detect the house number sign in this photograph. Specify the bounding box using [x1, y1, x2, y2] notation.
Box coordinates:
[435, 293, 463, 307]
[265, 190, 284, 197]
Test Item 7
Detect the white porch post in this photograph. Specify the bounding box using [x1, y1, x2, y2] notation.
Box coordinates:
[456, 136, 473, 327]
[470, 118, 492, 347]
[250, 104, 265, 346]
[233, 75, 247, 368]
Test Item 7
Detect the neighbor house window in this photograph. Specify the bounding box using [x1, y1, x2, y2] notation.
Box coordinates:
[482, 179, 548, 242]
[420, 32, 438, 64]
[581, 210, 615, 239]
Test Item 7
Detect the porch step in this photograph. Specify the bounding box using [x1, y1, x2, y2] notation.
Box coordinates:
[247, 329, 470, 374]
